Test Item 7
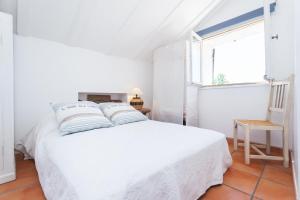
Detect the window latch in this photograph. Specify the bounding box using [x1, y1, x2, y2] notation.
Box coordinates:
[264, 75, 274, 82]
[271, 34, 279, 40]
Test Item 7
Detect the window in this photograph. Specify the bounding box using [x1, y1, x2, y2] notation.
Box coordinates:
[198, 20, 266, 86]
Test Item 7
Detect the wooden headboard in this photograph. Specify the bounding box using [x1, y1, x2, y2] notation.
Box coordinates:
[78, 92, 128, 103]
[87, 94, 122, 103]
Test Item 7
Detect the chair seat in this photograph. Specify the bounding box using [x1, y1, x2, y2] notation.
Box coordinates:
[235, 119, 283, 130]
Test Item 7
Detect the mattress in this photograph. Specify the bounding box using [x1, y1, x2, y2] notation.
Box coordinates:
[22, 115, 232, 200]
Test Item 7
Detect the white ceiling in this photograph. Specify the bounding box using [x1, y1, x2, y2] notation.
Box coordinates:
[10, 0, 223, 60]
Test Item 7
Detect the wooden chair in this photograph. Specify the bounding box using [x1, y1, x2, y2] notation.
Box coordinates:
[233, 76, 293, 168]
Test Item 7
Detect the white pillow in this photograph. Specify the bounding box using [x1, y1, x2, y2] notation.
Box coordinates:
[99, 103, 147, 125]
[52, 101, 113, 135]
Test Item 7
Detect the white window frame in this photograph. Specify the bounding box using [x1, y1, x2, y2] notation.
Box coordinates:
[191, 18, 268, 88]
[188, 32, 203, 86]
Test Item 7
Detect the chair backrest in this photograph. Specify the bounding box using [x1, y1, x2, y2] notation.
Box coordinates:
[267, 76, 293, 126]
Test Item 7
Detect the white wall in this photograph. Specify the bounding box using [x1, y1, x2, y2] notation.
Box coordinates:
[14, 35, 153, 145]
[195, 0, 294, 147]
[198, 84, 276, 143]
[294, 0, 300, 196]
[0, 0, 17, 32]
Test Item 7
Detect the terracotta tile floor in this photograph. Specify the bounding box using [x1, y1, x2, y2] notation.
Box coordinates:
[0, 139, 296, 200]
[200, 139, 296, 200]
[0, 154, 45, 200]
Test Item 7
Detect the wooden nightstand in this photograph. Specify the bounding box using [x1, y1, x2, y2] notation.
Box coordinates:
[138, 108, 151, 118]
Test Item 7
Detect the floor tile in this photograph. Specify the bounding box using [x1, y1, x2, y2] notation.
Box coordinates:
[0, 183, 45, 200]
[254, 179, 295, 200]
[16, 160, 35, 172]
[223, 168, 259, 194]
[265, 159, 293, 174]
[200, 185, 250, 200]
[227, 143, 261, 154]
[15, 153, 24, 161]
[0, 167, 39, 194]
[227, 142, 234, 153]
[269, 147, 284, 155]
[231, 151, 264, 176]
[226, 138, 233, 144]
[226, 138, 245, 153]
[262, 165, 294, 187]
[247, 146, 282, 156]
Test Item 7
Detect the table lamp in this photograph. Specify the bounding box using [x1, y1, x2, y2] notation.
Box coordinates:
[130, 88, 143, 110]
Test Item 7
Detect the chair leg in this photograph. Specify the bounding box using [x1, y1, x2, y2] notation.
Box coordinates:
[233, 121, 238, 150]
[283, 127, 289, 168]
[266, 130, 271, 154]
[244, 127, 250, 165]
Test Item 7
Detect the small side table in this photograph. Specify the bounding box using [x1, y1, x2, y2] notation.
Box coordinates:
[139, 108, 151, 119]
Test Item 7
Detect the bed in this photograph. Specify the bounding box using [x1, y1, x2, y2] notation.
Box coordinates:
[20, 114, 232, 200]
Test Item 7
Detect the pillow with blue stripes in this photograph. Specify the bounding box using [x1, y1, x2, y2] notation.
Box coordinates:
[99, 103, 147, 125]
[52, 101, 113, 135]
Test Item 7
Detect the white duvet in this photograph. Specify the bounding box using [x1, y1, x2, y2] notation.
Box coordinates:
[21, 115, 232, 200]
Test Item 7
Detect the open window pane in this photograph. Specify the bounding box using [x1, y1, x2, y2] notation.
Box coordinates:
[191, 41, 201, 83]
[201, 20, 265, 85]
[189, 33, 202, 84]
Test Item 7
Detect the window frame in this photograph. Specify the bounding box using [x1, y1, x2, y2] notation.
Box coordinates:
[194, 17, 268, 88]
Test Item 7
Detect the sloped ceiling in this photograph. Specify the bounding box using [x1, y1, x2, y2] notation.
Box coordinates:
[15, 0, 223, 60]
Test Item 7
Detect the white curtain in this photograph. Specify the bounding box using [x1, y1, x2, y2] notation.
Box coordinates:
[152, 37, 200, 126]
[185, 85, 199, 127]
[152, 41, 186, 124]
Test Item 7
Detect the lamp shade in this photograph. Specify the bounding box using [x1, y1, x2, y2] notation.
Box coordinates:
[130, 87, 143, 110]
[132, 87, 142, 96]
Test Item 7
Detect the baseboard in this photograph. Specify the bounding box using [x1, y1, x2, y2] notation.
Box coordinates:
[0, 172, 16, 184]
[291, 151, 299, 199]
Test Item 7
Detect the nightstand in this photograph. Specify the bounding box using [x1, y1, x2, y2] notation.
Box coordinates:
[139, 108, 151, 118]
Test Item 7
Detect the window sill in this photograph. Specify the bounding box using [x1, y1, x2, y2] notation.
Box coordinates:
[193, 82, 268, 90]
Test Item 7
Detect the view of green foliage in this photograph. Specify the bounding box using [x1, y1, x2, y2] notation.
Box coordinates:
[213, 73, 228, 85]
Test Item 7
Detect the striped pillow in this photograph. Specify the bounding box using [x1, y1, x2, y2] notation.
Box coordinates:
[52, 101, 113, 135]
[99, 103, 148, 125]
[51, 101, 97, 112]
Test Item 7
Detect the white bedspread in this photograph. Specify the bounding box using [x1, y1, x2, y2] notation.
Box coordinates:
[23, 115, 232, 200]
